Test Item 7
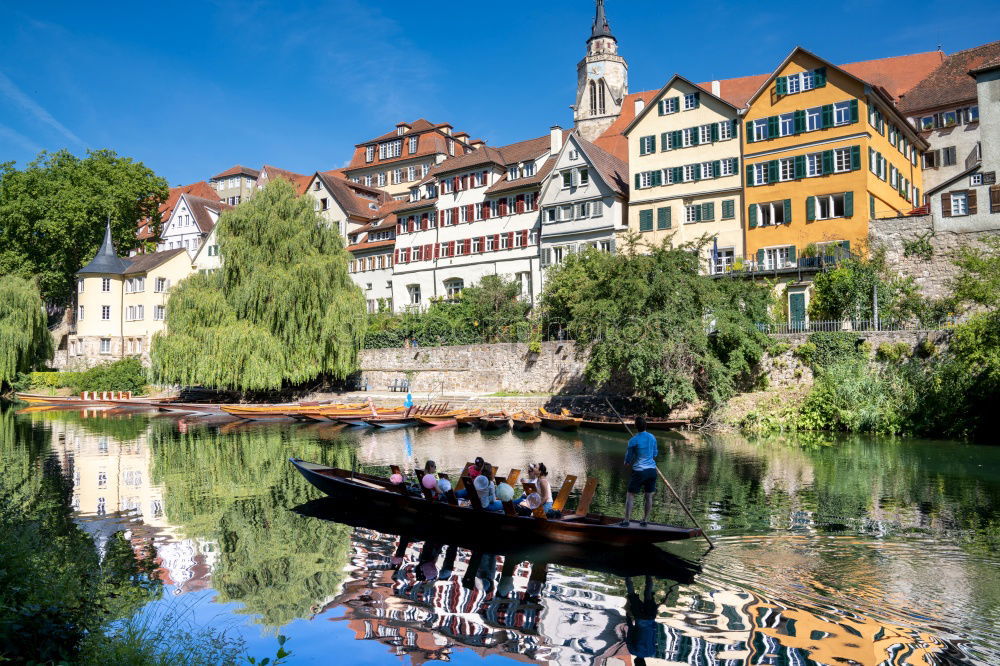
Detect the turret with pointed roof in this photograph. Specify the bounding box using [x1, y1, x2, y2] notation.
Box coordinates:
[78, 221, 130, 275]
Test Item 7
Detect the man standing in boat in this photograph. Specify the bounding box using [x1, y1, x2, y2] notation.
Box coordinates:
[621, 416, 657, 527]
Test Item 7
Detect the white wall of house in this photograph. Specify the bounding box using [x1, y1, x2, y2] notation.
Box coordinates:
[539, 135, 625, 284]
[907, 103, 981, 193]
[350, 250, 395, 312]
[191, 227, 221, 272]
[157, 198, 213, 256]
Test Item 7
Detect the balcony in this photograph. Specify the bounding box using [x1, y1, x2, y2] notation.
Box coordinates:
[710, 250, 855, 279]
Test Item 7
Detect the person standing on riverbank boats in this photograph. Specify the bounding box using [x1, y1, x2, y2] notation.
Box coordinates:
[621, 416, 657, 527]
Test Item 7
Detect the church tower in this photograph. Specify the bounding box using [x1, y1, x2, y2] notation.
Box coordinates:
[573, 0, 628, 141]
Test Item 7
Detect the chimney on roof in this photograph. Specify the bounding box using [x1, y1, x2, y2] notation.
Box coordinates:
[634, 98, 645, 115]
[711, 80, 721, 97]
[550, 126, 563, 154]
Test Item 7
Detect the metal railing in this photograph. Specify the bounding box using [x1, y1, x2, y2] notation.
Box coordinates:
[760, 318, 956, 336]
[710, 251, 856, 277]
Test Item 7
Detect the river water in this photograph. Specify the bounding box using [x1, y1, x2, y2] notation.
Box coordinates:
[4, 403, 999, 664]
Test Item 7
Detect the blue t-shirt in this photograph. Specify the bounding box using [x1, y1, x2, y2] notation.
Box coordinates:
[625, 431, 658, 470]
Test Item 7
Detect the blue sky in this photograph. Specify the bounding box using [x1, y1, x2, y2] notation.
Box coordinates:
[1, 1, 997, 186]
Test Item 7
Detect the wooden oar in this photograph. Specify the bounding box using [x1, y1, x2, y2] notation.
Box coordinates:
[605, 398, 714, 550]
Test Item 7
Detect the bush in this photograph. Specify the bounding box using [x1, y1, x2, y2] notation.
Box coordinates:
[29, 371, 82, 390]
[73, 359, 147, 395]
[797, 360, 915, 435]
[797, 332, 865, 371]
[875, 342, 911, 363]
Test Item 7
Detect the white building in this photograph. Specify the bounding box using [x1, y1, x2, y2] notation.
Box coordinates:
[390, 131, 564, 310]
[538, 131, 627, 279]
[155, 193, 231, 258]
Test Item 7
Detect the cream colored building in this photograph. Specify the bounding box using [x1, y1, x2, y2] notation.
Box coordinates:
[623, 75, 745, 273]
[69, 223, 192, 366]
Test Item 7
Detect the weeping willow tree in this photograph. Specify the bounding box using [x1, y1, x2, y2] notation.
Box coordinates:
[0, 275, 52, 388]
[152, 179, 366, 390]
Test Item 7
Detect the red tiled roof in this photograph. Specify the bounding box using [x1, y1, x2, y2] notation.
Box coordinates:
[346, 239, 395, 253]
[592, 91, 658, 162]
[138, 181, 219, 241]
[576, 136, 629, 197]
[183, 195, 232, 234]
[316, 171, 385, 220]
[484, 156, 556, 195]
[358, 119, 440, 145]
[211, 164, 260, 180]
[346, 121, 476, 170]
[898, 41, 1000, 113]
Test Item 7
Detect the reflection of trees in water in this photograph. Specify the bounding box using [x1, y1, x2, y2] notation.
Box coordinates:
[149, 425, 355, 626]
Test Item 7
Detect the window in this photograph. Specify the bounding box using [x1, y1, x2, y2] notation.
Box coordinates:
[833, 148, 852, 173]
[683, 127, 695, 147]
[800, 69, 816, 91]
[763, 246, 793, 270]
[500, 234, 509, 249]
[752, 119, 769, 142]
[472, 238, 481, 253]
[719, 158, 737, 177]
[786, 73, 801, 94]
[684, 164, 697, 182]
[942, 146, 957, 166]
[460, 207, 468, 223]
[444, 279, 464, 299]
[752, 163, 768, 186]
[523, 162, 535, 177]
[685, 205, 700, 223]
[422, 163, 430, 177]
[78, 305, 84, 320]
[408, 166, 417, 181]
[683, 92, 699, 110]
[965, 106, 979, 123]
[77, 278, 85, 293]
[833, 101, 852, 126]
[474, 203, 483, 221]
[575, 202, 589, 219]
[408, 136, 418, 154]
[376, 173, 386, 187]
[407, 284, 421, 305]
[718, 120, 733, 140]
[579, 169, 589, 185]
[208, 244, 219, 256]
[441, 178, 452, 194]
[815, 193, 847, 219]
[700, 162, 714, 179]
[638, 209, 653, 232]
[378, 140, 402, 159]
[806, 107, 821, 132]
[154, 305, 165, 320]
[101, 278, 111, 292]
[779, 113, 794, 136]
[713, 248, 735, 275]
[485, 236, 495, 251]
[779, 158, 794, 182]
[365, 146, 375, 162]
[101, 305, 110, 320]
[656, 206, 670, 229]
[754, 201, 787, 226]
[721, 199, 735, 219]
[562, 171, 572, 188]
[155, 277, 167, 292]
[638, 171, 654, 188]
[698, 125, 712, 144]
[660, 97, 678, 114]
[950, 192, 968, 216]
[639, 136, 656, 155]
[100, 338, 111, 354]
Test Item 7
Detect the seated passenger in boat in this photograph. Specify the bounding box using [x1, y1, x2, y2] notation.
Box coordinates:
[422, 460, 440, 499]
[514, 463, 554, 515]
[455, 457, 486, 499]
[476, 463, 503, 512]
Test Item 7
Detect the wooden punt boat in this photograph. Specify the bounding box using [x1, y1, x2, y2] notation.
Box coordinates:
[511, 412, 541, 432]
[289, 459, 703, 547]
[538, 408, 582, 431]
[416, 413, 464, 426]
[477, 412, 510, 430]
[14, 393, 167, 408]
[363, 415, 419, 429]
[455, 410, 485, 426]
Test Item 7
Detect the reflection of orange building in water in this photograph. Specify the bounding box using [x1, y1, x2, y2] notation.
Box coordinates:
[38, 410, 218, 594]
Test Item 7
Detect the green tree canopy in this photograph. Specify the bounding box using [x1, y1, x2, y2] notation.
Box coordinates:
[540, 239, 772, 412]
[0, 150, 168, 304]
[0, 275, 52, 387]
[152, 179, 365, 391]
[808, 249, 927, 323]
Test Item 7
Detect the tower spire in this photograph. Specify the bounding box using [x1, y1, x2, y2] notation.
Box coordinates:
[590, 0, 614, 41]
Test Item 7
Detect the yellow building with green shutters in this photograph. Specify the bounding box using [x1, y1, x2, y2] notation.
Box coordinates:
[622, 75, 744, 274]
[741, 47, 928, 272]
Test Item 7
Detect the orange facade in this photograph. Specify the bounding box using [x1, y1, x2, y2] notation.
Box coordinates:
[742, 50, 927, 267]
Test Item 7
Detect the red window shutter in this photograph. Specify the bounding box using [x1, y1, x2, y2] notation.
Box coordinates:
[508, 232, 515, 248]
[522, 229, 529, 245]
[425, 244, 432, 259]
[448, 241, 455, 256]
[467, 204, 475, 221]
[968, 189, 977, 215]
[482, 170, 488, 185]
[516, 194, 525, 213]
[532, 193, 539, 210]
[941, 193, 952, 217]
[493, 234, 500, 249]
[407, 218, 414, 233]
[452, 176, 459, 191]
[394, 249, 399, 263]
[483, 202, 491, 219]
[499, 199, 507, 216]
[464, 239, 471, 254]
[433, 243, 439, 259]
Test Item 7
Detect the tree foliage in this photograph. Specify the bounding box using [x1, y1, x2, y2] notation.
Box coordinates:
[0, 150, 168, 304]
[0, 275, 52, 388]
[152, 179, 366, 391]
[540, 239, 773, 412]
[809, 249, 927, 322]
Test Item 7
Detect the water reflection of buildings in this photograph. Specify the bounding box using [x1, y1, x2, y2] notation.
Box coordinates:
[40, 410, 218, 594]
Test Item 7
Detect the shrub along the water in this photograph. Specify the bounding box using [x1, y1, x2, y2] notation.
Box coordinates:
[24, 358, 147, 395]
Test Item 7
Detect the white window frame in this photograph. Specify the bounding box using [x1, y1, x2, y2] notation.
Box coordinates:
[718, 120, 732, 141]
[100, 338, 111, 354]
[753, 163, 768, 186]
[833, 101, 852, 126]
[787, 73, 801, 94]
[779, 113, 794, 137]
[720, 158, 736, 177]
[815, 193, 846, 220]
[806, 107, 821, 132]
[101, 277, 111, 292]
[700, 162, 713, 180]
[752, 119, 768, 142]
[698, 125, 712, 144]
[833, 148, 851, 173]
[685, 205, 700, 223]
[638, 171, 654, 188]
[101, 305, 111, 321]
[682, 128, 695, 147]
[950, 192, 968, 216]
[778, 157, 794, 182]
[683, 165, 697, 182]
[683, 93, 698, 110]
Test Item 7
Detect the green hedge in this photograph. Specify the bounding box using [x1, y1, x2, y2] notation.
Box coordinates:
[29, 371, 82, 389]
[28, 359, 147, 395]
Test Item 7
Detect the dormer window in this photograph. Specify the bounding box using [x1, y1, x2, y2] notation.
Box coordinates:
[410, 188, 420, 202]
[409, 136, 418, 154]
[441, 178, 452, 194]
[365, 146, 375, 162]
[397, 126, 405, 135]
[508, 166, 519, 180]
[523, 162, 535, 178]
[425, 184, 437, 198]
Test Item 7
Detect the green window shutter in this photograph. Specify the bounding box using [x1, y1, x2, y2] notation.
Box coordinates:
[822, 150, 834, 175]
[673, 167, 683, 183]
[713, 160, 721, 178]
[657, 100, 665, 115]
[767, 160, 779, 183]
[814, 67, 827, 87]
[869, 194, 876, 217]
[639, 209, 653, 231]
[702, 202, 715, 221]
[693, 92, 700, 108]
[691, 129, 700, 146]
[844, 191, 854, 217]
[652, 170, 662, 186]
[793, 109, 806, 133]
[868, 147, 875, 172]
[794, 155, 806, 179]
[821, 104, 833, 128]
[672, 96, 681, 111]
[746, 121, 755, 143]
[776, 76, 788, 96]
[722, 199, 734, 218]
[767, 115, 779, 138]
[806, 196, 815, 221]
[748, 204, 758, 228]
[635, 173, 641, 189]
[692, 165, 701, 181]
[850, 99, 859, 123]
[730, 157, 739, 173]
[841, 240, 851, 253]
[672, 130, 682, 148]
[850, 145, 861, 171]
[656, 206, 669, 229]
[731, 119, 739, 137]
[661, 132, 670, 151]
[745, 165, 754, 187]
[783, 199, 792, 224]
[756, 248, 765, 265]
[711, 123, 719, 142]
[693, 205, 702, 222]
[787, 245, 797, 263]
[666, 206, 672, 229]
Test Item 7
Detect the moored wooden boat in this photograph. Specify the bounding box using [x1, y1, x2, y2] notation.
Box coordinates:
[477, 412, 510, 430]
[455, 410, 485, 426]
[538, 408, 582, 431]
[289, 459, 703, 547]
[511, 412, 541, 432]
